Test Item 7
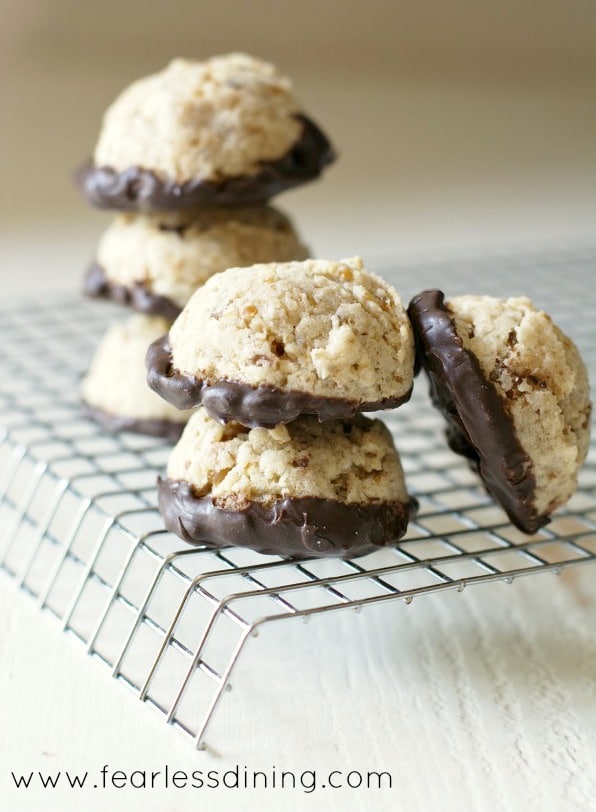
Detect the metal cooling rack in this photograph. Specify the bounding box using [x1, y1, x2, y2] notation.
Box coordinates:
[1, 246, 596, 750]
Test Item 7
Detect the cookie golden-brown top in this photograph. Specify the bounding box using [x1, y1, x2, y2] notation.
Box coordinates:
[94, 55, 306, 182]
[167, 409, 409, 509]
[167, 256, 415, 407]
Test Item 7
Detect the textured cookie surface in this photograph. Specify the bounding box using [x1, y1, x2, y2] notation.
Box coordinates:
[448, 294, 590, 516]
[81, 314, 192, 435]
[89, 207, 309, 313]
[94, 54, 305, 181]
[409, 290, 591, 531]
[159, 409, 414, 557]
[168, 409, 409, 506]
[158, 257, 414, 424]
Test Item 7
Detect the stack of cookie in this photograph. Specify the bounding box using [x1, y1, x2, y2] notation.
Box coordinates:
[147, 256, 419, 558]
[78, 53, 334, 440]
[76, 53, 592, 559]
[146, 256, 592, 558]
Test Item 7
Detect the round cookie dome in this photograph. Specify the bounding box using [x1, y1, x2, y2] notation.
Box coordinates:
[147, 257, 415, 427]
[408, 290, 591, 533]
[78, 54, 335, 210]
[84, 206, 309, 317]
[158, 408, 416, 558]
[82, 314, 193, 440]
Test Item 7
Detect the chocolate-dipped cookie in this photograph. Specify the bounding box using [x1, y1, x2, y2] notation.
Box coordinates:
[147, 257, 415, 428]
[77, 54, 335, 211]
[408, 290, 591, 533]
[158, 408, 416, 558]
[81, 314, 194, 440]
[83, 206, 309, 317]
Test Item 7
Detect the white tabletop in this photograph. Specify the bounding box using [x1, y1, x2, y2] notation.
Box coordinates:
[2, 541, 596, 812]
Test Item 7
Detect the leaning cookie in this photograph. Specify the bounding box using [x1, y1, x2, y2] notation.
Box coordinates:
[77, 54, 335, 211]
[84, 206, 309, 318]
[408, 290, 591, 533]
[82, 314, 193, 441]
[158, 409, 416, 558]
[147, 257, 415, 428]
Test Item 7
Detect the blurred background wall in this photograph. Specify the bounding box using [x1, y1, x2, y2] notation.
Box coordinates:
[1, 0, 595, 292]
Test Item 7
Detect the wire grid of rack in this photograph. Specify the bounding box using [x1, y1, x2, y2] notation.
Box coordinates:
[1, 246, 596, 750]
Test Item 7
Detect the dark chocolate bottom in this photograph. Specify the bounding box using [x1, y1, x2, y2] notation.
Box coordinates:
[82, 402, 186, 442]
[83, 262, 181, 320]
[146, 334, 413, 429]
[407, 289, 546, 534]
[158, 478, 416, 559]
[76, 114, 335, 211]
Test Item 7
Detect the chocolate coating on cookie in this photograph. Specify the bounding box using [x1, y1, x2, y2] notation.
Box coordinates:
[84, 262, 181, 319]
[408, 289, 545, 534]
[146, 334, 412, 428]
[158, 478, 415, 558]
[77, 115, 335, 212]
[83, 402, 185, 442]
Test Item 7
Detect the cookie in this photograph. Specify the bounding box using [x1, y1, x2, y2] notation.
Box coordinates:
[81, 314, 193, 440]
[158, 408, 416, 558]
[83, 206, 309, 318]
[408, 290, 591, 533]
[147, 257, 415, 428]
[77, 54, 335, 211]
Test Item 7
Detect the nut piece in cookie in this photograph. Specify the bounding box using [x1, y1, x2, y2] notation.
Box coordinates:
[77, 54, 335, 211]
[83, 206, 309, 317]
[147, 257, 415, 428]
[158, 409, 416, 558]
[408, 289, 591, 533]
[81, 314, 194, 441]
